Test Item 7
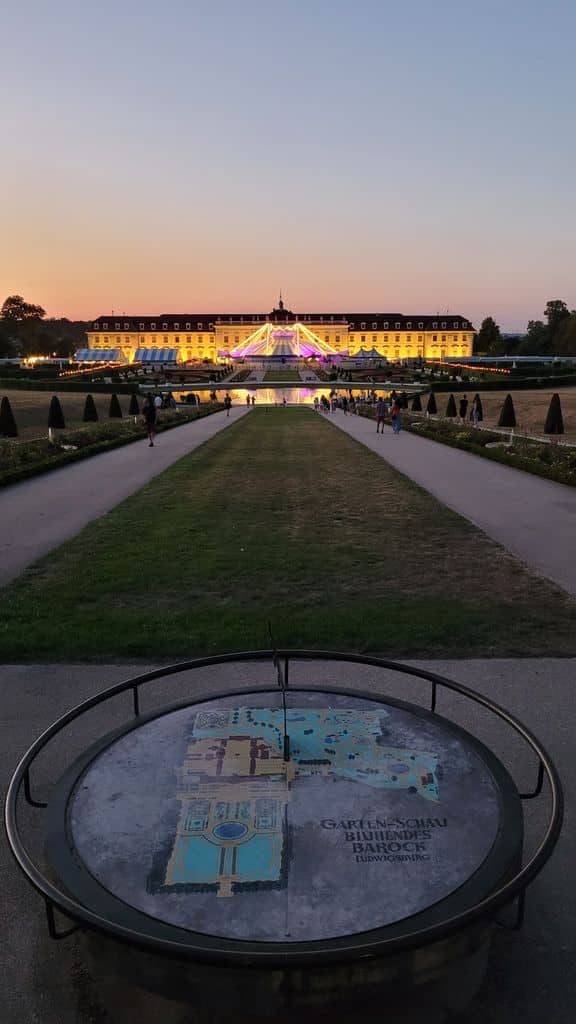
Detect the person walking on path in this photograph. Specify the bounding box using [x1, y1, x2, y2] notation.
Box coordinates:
[342, 395, 349, 415]
[224, 393, 232, 417]
[251, 395, 256, 406]
[246, 394, 251, 407]
[390, 398, 402, 435]
[376, 396, 387, 433]
[459, 394, 469, 423]
[142, 394, 157, 447]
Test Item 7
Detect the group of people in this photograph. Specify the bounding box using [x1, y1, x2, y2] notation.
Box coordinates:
[375, 396, 403, 435]
[314, 394, 357, 414]
[457, 394, 482, 426]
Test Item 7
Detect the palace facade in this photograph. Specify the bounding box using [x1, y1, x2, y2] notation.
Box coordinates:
[86, 299, 475, 363]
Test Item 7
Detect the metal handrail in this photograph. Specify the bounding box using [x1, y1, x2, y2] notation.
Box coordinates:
[4, 651, 564, 965]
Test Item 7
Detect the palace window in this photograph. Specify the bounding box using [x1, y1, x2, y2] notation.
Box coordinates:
[453, 335, 457, 342]
[175, 337, 180, 344]
[115, 323, 120, 329]
[395, 335, 400, 343]
[406, 322, 412, 328]
[335, 335, 340, 343]
[93, 336, 99, 344]
[151, 322, 156, 329]
[418, 335, 423, 343]
[102, 323, 108, 329]
[442, 335, 446, 342]
[361, 322, 366, 329]
[234, 336, 239, 343]
[395, 322, 401, 329]
[453, 322, 459, 328]
[462, 322, 468, 328]
[224, 335, 229, 344]
[383, 335, 389, 343]
[325, 335, 329, 344]
[139, 336, 145, 343]
[164, 336, 169, 343]
[116, 336, 121, 343]
[124, 322, 129, 329]
[361, 335, 366, 343]
[174, 323, 179, 329]
[198, 322, 204, 329]
[162, 323, 168, 329]
[406, 335, 412, 343]
[372, 335, 377, 343]
[432, 334, 438, 341]
[185, 322, 191, 329]
[441, 322, 446, 329]
[198, 336, 203, 344]
[372, 322, 377, 329]
[104, 337, 109, 343]
[186, 335, 191, 343]
[383, 322, 389, 329]
[349, 334, 355, 343]
[139, 323, 145, 330]
[418, 322, 423, 328]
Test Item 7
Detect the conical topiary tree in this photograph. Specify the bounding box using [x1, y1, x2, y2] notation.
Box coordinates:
[48, 396, 65, 440]
[445, 394, 457, 418]
[0, 396, 18, 437]
[472, 393, 483, 422]
[498, 394, 516, 429]
[109, 393, 123, 418]
[544, 393, 564, 436]
[83, 394, 98, 422]
[426, 392, 437, 415]
[411, 393, 423, 412]
[128, 393, 140, 417]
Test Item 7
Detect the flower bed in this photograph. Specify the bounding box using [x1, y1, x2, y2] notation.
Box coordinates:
[356, 406, 576, 487]
[0, 404, 224, 488]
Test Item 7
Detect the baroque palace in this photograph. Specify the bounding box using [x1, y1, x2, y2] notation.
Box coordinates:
[85, 299, 474, 364]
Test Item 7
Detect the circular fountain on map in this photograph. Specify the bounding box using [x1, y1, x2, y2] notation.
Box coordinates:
[46, 688, 522, 948]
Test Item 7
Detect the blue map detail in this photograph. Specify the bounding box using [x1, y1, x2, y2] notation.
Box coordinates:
[161, 707, 440, 897]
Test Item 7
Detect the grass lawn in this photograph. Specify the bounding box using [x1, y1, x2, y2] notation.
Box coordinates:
[1, 408, 575, 661]
[0, 389, 137, 440]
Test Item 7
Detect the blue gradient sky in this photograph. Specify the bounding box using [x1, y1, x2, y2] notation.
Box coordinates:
[1, 0, 575, 329]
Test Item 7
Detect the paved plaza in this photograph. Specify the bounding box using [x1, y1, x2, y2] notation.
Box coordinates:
[1, 409, 575, 1022]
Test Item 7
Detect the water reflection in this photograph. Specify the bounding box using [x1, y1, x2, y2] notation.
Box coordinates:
[174, 387, 401, 406]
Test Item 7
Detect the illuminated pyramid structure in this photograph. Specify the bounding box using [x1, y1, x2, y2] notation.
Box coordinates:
[222, 297, 343, 359]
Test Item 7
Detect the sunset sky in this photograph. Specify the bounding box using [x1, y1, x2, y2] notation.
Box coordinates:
[2, 0, 575, 330]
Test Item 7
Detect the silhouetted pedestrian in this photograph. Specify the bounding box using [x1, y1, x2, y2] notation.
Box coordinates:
[142, 394, 157, 447]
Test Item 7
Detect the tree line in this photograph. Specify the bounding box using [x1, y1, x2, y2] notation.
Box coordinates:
[475, 299, 576, 357]
[0, 295, 89, 359]
[2, 293, 575, 361]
